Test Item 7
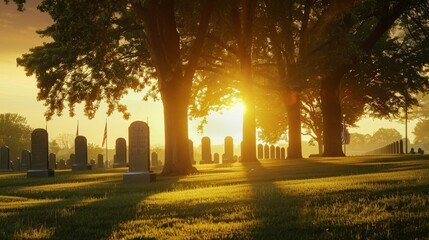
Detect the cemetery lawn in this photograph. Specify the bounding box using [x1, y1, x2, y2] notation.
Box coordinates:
[1, 156, 429, 239]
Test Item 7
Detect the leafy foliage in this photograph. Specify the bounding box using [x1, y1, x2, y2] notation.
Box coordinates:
[412, 119, 429, 150]
[0, 113, 32, 160]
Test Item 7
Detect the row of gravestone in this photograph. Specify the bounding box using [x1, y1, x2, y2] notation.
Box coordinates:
[0, 121, 155, 182]
[366, 139, 425, 155]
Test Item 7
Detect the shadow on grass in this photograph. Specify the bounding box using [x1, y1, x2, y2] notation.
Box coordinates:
[242, 157, 429, 239]
[0, 170, 180, 240]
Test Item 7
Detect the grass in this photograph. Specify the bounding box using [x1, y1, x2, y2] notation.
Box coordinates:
[0, 155, 428, 239]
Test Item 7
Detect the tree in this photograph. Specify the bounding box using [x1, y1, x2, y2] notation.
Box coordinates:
[369, 128, 402, 148]
[0, 113, 32, 160]
[12, 0, 217, 175]
[412, 120, 429, 150]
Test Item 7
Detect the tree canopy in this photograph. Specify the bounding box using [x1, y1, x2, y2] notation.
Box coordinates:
[0, 113, 32, 160]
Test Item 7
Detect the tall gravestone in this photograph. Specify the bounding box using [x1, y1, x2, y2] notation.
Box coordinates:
[224, 136, 234, 163]
[257, 144, 263, 159]
[399, 139, 404, 154]
[27, 128, 54, 177]
[0, 146, 11, 172]
[270, 145, 275, 159]
[280, 147, 286, 159]
[114, 138, 127, 168]
[213, 153, 220, 164]
[123, 121, 156, 182]
[97, 154, 104, 168]
[49, 153, 56, 170]
[189, 139, 195, 165]
[264, 145, 269, 159]
[21, 150, 30, 171]
[275, 147, 280, 160]
[200, 136, 212, 164]
[73, 136, 90, 171]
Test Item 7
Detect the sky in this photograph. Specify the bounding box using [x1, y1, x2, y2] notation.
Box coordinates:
[0, 1, 417, 151]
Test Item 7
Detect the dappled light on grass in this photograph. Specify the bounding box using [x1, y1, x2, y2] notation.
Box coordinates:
[13, 226, 55, 240]
[0, 195, 62, 211]
[17, 180, 114, 193]
[109, 184, 257, 239]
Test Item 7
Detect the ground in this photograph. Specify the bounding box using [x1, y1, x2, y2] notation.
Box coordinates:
[0, 155, 428, 239]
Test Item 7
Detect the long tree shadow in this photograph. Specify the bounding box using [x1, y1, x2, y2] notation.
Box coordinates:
[242, 156, 429, 239]
[0, 169, 180, 240]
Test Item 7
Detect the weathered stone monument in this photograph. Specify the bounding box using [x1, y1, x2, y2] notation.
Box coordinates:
[257, 144, 263, 159]
[213, 153, 220, 163]
[189, 139, 196, 165]
[264, 144, 269, 159]
[224, 136, 234, 163]
[58, 159, 66, 169]
[114, 138, 127, 168]
[0, 146, 11, 172]
[49, 153, 56, 170]
[21, 150, 30, 171]
[97, 154, 104, 168]
[275, 146, 280, 160]
[200, 136, 213, 164]
[27, 128, 54, 177]
[399, 139, 404, 154]
[72, 136, 90, 171]
[270, 145, 275, 159]
[280, 147, 286, 159]
[123, 121, 156, 182]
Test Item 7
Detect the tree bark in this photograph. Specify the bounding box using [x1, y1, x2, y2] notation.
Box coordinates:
[160, 83, 197, 175]
[321, 78, 344, 157]
[285, 92, 302, 159]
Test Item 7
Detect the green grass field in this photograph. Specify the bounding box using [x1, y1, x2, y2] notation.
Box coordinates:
[1, 155, 429, 239]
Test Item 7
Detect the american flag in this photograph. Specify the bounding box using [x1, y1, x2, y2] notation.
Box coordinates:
[102, 121, 107, 147]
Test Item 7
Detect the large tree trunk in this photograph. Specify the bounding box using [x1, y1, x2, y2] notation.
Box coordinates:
[238, 0, 257, 162]
[321, 78, 344, 157]
[241, 85, 257, 162]
[285, 92, 302, 159]
[160, 83, 197, 175]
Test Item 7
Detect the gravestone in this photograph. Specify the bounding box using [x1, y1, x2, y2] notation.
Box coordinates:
[200, 136, 213, 164]
[12, 157, 21, 171]
[114, 138, 127, 168]
[97, 154, 104, 168]
[123, 121, 156, 182]
[58, 159, 66, 170]
[213, 153, 220, 164]
[70, 153, 76, 166]
[281, 147, 286, 159]
[270, 145, 275, 159]
[49, 153, 56, 170]
[151, 152, 159, 167]
[0, 146, 11, 172]
[189, 139, 196, 165]
[27, 128, 54, 177]
[90, 159, 96, 169]
[410, 148, 416, 154]
[264, 145, 269, 159]
[66, 160, 71, 169]
[275, 146, 280, 159]
[224, 136, 234, 163]
[73, 136, 90, 171]
[399, 139, 404, 154]
[21, 150, 30, 171]
[257, 144, 263, 159]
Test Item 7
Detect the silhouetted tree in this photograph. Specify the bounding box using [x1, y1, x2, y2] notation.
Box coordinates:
[0, 113, 32, 160]
[12, 0, 217, 175]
